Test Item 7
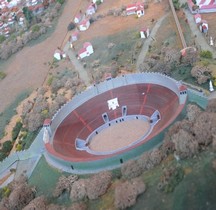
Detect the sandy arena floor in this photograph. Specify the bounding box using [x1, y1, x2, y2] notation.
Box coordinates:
[89, 119, 150, 153]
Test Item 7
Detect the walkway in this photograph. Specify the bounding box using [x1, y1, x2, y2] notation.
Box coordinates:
[136, 14, 169, 72]
[183, 9, 216, 58]
[63, 43, 90, 87]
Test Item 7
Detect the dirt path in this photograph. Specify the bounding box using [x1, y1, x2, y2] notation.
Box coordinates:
[136, 13, 169, 72]
[0, 0, 89, 113]
[64, 43, 90, 86]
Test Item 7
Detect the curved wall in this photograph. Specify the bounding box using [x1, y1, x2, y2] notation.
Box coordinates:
[45, 73, 187, 172]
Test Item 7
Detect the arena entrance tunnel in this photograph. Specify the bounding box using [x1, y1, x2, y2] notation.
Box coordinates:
[44, 73, 187, 173]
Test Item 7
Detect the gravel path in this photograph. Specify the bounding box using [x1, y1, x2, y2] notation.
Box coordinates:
[89, 119, 150, 153]
[64, 43, 90, 86]
[136, 13, 169, 72]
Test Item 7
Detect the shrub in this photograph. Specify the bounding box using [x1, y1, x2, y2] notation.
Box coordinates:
[12, 121, 23, 141]
[47, 76, 54, 86]
[0, 35, 6, 44]
[114, 177, 146, 209]
[67, 22, 75, 31]
[2, 141, 13, 154]
[200, 50, 213, 59]
[56, 0, 64, 4]
[86, 171, 112, 200]
[70, 179, 87, 201]
[121, 159, 143, 179]
[31, 25, 40, 33]
[0, 71, 6, 80]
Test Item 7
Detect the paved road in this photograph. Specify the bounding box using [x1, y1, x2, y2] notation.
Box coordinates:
[136, 13, 169, 72]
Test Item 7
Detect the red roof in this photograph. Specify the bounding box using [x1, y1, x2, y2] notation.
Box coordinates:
[179, 85, 187, 91]
[78, 47, 87, 55]
[83, 42, 92, 48]
[194, 14, 201, 19]
[79, 18, 89, 26]
[141, 27, 148, 32]
[43, 119, 51, 126]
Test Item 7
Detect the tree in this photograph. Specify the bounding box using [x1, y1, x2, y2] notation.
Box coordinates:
[121, 159, 143, 179]
[85, 171, 112, 200]
[22, 7, 33, 24]
[172, 129, 199, 159]
[172, 0, 180, 10]
[114, 177, 146, 209]
[67, 22, 75, 31]
[2, 141, 13, 154]
[53, 175, 78, 198]
[192, 112, 216, 146]
[200, 50, 213, 59]
[70, 179, 87, 201]
[186, 104, 202, 122]
[22, 196, 47, 210]
[191, 65, 211, 84]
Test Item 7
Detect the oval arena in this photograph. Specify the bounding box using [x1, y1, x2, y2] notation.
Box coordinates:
[44, 73, 187, 173]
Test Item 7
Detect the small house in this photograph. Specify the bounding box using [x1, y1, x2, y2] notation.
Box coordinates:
[194, 13, 201, 24]
[86, 3, 97, 16]
[74, 13, 82, 24]
[199, 20, 208, 33]
[54, 49, 66, 61]
[126, 2, 144, 17]
[140, 27, 150, 38]
[78, 42, 94, 59]
[78, 18, 90, 31]
[71, 31, 79, 42]
[92, 0, 103, 3]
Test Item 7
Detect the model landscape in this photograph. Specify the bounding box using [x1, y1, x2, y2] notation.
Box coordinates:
[0, 0, 216, 209]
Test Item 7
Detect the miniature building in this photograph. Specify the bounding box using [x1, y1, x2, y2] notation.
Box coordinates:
[126, 2, 144, 17]
[194, 13, 201, 24]
[78, 18, 90, 31]
[78, 42, 94, 59]
[70, 31, 79, 42]
[74, 13, 82, 24]
[199, 20, 208, 33]
[86, 3, 97, 15]
[140, 27, 150, 38]
[54, 49, 66, 60]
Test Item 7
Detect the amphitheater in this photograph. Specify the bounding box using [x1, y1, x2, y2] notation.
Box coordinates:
[43, 73, 190, 173]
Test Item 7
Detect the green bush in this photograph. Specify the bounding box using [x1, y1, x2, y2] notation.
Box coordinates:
[21, 130, 38, 150]
[47, 76, 54, 86]
[0, 35, 6, 44]
[56, 0, 65, 4]
[2, 141, 13, 154]
[12, 121, 23, 141]
[200, 50, 213, 59]
[0, 71, 6, 80]
[0, 151, 7, 161]
[32, 25, 40, 33]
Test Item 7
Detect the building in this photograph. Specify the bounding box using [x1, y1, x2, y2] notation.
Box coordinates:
[78, 18, 90, 31]
[126, 2, 144, 17]
[74, 13, 82, 24]
[78, 42, 94, 59]
[199, 20, 208, 33]
[140, 27, 150, 38]
[86, 3, 97, 15]
[194, 13, 201, 24]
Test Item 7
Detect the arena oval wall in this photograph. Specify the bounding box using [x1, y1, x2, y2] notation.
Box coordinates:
[44, 73, 188, 173]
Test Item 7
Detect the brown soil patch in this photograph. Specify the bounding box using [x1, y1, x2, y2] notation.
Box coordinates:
[89, 119, 150, 152]
[76, 1, 166, 46]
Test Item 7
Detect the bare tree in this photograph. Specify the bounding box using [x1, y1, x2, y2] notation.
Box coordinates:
[191, 65, 211, 84]
[172, 129, 199, 159]
[186, 104, 202, 122]
[70, 179, 87, 202]
[53, 175, 78, 198]
[206, 98, 216, 113]
[121, 159, 142, 180]
[22, 196, 47, 210]
[114, 177, 146, 209]
[86, 171, 112, 200]
[192, 112, 216, 146]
